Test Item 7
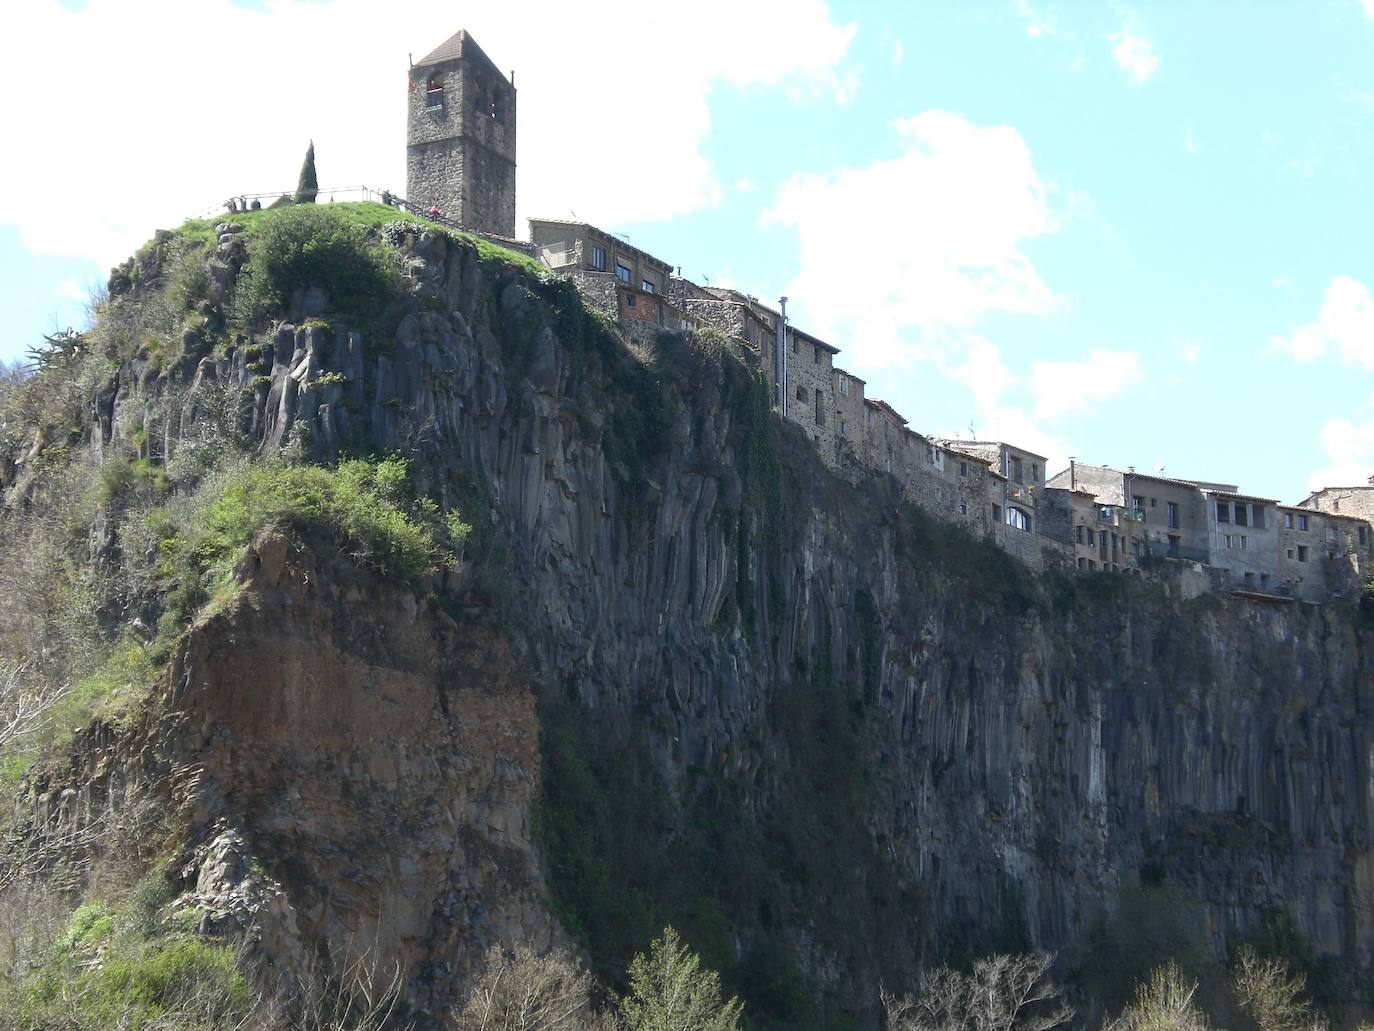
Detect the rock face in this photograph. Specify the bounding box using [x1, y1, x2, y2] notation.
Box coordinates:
[15, 226, 1374, 1023]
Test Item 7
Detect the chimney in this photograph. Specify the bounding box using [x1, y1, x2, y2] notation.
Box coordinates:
[1069, 457, 1076, 490]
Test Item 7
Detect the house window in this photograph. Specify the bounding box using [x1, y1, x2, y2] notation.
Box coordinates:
[813, 344, 821, 364]
[590, 245, 606, 271]
[1234, 504, 1248, 527]
[1286, 548, 1295, 560]
[641, 279, 656, 294]
[1298, 545, 1309, 562]
[1150, 498, 1157, 508]
[615, 263, 631, 283]
[814, 391, 824, 427]
[426, 77, 444, 106]
[840, 419, 848, 436]
[867, 410, 876, 427]
[1100, 530, 1108, 548]
[1010, 457, 1024, 483]
[959, 461, 968, 477]
[1167, 502, 1179, 529]
[796, 385, 808, 402]
[1167, 534, 1181, 556]
[1076, 525, 1085, 545]
[1252, 506, 1265, 529]
[993, 504, 1002, 523]
[1134, 495, 1145, 509]
[1284, 512, 1294, 529]
[790, 338, 799, 354]
[1032, 464, 1040, 482]
[625, 293, 636, 308]
[839, 376, 849, 396]
[1361, 526, 1369, 545]
[1007, 508, 1030, 532]
[1240, 535, 1247, 550]
[1132, 540, 1143, 556]
[1297, 514, 1309, 531]
[960, 502, 968, 515]
[1216, 502, 1230, 523]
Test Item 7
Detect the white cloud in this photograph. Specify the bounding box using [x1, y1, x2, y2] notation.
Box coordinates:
[1012, 0, 1063, 40]
[56, 279, 87, 302]
[1184, 125, 1199, 155]
[761, 110, 1061, 371]
[1177, 340, 1201, 364]
[1307, 409, 1374, 491]
[735, 177, 758, 193]
[1272, 275, 1294, 288]
[892, 38, 905, 66]
[1029, 349, 1141, 419]
[0, 0, 855, 267]
[940, 338, 1070, 472]
[1109, 13, 1160, 83]
[1361, 0, 1374, 20]
[1270, 276, 1374, 370]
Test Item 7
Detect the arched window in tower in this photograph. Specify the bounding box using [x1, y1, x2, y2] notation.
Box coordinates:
[492, 89, 506, 123]
[472, 80, 488, 116]
[425, 76, 444, 108]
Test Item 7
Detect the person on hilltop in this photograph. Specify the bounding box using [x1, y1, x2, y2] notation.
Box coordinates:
[428, 205, 442, 218]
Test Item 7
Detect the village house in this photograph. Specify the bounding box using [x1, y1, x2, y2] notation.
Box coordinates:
[529, 219, 688, 338]
[418, 29, 1374, 605]
[1205, 490, 1281, 594]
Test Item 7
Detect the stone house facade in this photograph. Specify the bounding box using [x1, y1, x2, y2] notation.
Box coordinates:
[409, 30, 1372, 603]
[1277, 507, 1370, 601]
[530, 220, 673, 297]
[406, 31, 517, 238]
[1296, 483, 1374, 523]
[1204, 491, 1281, 593]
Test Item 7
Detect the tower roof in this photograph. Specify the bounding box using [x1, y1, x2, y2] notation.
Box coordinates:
[415, 30, 508, 81]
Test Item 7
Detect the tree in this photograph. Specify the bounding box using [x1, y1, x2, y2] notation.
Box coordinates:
[1232, 948, 1326, 1031]
[882, 953, 1073, 1031]
[295, 140, 319, 204]
[1106, 962, 1212, 1031]
[620, 927, 742, 1031]
[453, 944, 614, 1031]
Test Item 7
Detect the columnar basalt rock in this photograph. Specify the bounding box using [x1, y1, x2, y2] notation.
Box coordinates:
[13, 227, 1374, 1024]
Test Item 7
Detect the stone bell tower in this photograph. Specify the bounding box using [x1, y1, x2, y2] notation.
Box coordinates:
[406, 30, 517, 238]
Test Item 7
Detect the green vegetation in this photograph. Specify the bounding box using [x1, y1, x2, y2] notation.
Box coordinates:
[294, 140, 319, 204]
[1074, 881, 1221, 1018]
[621, 927, 743, 1031]
[153, 456, 469, 635]
[232, 205, 396, 328]
[0, 869, 252, 1031]
[538, 686, 883, 1030]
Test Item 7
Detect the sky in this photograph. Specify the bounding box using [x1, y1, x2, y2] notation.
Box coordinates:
[2, 0, 1374, 501]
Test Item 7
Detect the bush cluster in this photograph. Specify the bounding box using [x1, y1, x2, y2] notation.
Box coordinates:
[234, 205, 395, 327]
[153, 455, 470, 634]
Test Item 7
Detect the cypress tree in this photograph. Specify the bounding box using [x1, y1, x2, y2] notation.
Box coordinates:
[294, 141, 318, 204]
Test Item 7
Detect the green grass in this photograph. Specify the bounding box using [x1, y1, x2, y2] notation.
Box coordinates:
[171, 199, 541, 274]
[171, 200, 444, 249]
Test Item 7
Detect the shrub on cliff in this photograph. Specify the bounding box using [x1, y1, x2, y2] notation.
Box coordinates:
[154, 455, 470, 633]
[233, 204, 393, 327]
[620, 927, 743, 1031]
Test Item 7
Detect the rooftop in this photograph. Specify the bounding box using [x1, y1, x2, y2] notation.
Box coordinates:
[528, 218, 674, 274]
[414, 30, 508, 81]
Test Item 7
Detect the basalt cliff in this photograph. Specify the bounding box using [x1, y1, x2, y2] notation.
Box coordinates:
[3, 208, 1372, 1029]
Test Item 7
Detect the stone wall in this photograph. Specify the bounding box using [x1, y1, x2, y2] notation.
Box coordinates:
[406, 54, 516, 238]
